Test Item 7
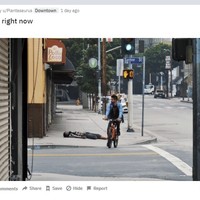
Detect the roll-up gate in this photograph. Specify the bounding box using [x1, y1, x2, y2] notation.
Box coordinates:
[0, 39, 10, 181]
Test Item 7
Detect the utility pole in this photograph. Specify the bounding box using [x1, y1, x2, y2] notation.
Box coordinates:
[102, 38, 107, 115]
[97, 38, 101, 113]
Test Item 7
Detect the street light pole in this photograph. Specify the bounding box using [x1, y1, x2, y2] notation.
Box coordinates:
[170, 66, 173, 98]
[164, 48, 173, 98]
[106, 46, 121, 53]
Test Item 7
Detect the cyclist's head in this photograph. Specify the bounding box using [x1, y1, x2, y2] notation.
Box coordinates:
[111, 94, 118, 104]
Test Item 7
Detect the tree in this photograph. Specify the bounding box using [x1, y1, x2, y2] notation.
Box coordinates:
[144, 43, 171, 73]
[62, 38, 118, 97]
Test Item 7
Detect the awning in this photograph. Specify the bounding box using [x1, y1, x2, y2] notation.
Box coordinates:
[173, 76, 182, 85]
[173, 74, 191, 85]
[51, 57, 75, 84]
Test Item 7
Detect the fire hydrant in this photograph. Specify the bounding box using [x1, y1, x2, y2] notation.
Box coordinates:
[76, 98, 80, 106]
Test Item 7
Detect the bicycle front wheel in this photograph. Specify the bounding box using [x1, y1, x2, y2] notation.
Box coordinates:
[113, 137, 118, 148]
[107, 138, 112, 148]
[107, 128, 112, 148]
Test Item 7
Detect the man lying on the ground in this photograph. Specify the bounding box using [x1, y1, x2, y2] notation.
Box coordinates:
[63, 131, 107, 140]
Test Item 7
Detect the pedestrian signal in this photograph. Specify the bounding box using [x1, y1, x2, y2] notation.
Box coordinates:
[123, 69, 134, 79]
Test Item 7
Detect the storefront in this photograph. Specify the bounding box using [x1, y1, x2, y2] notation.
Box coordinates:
[0, 39, 10, 181]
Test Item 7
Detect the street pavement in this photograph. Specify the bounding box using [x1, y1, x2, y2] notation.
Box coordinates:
[28, 104, 157, 149]
[28, 103, 157, 181]
[28, 98, 192, 181]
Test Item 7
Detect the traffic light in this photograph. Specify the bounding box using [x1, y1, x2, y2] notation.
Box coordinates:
[139, 40, 144, 53]
[123, 69, 134, 79]
[172, 38, 193, 64]
[121, 38, 135, 55]
[172, 38, 187, 61]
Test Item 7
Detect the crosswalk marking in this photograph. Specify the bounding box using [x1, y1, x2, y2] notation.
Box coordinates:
[143, 145, 192, 176]
[135, 106, 188, 110]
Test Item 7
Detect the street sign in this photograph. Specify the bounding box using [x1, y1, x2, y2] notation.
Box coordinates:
[116, 59, 124, 76]
[165, 65, 171, 69]
[125, 57, 143, 64]
[165, 56, 171, 69]
[165, 56, 171, 61]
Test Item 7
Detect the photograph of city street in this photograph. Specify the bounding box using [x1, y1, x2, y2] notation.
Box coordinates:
[1, 38, 199, 181]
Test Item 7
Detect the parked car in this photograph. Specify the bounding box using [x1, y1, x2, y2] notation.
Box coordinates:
[100, 96, 128, 113]
[154, 89, 165, 98]
[144, 84, 155, 94]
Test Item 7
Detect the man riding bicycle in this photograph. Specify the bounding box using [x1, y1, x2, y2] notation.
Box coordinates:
[103, 94, 123, 136]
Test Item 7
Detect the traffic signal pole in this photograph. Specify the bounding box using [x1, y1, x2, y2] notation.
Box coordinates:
[121, 39, 135, 132]
[127, 56, 134, 132]
[193, 38, 200, 180]
[141, 56, 145, 136]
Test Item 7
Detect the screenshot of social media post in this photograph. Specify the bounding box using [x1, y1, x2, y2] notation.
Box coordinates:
[0, 2, 200, 200]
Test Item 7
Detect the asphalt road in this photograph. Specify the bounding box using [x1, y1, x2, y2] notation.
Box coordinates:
[132, 95, 192, 147]
[29, 96, 193, 181]
[29, 145, 192, 181]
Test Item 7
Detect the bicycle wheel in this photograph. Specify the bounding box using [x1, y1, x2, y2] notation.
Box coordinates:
[113, 136, 118, 148]
[107, 128, 112, 148]
[107, 138, 112, 148]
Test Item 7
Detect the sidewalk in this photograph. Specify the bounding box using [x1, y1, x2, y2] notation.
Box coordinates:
[28, 104, 157, 181]
[167, 96, 193, 104]
[28, 104, 157, 149]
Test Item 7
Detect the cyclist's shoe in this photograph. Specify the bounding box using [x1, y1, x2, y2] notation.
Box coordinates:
[107, 141, 111, 148]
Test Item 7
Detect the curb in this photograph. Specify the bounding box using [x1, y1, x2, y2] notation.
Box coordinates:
[28, 137, 157, 150]
[180, 100, 193, 103]
[134, 137, 157, 145]
[28, 144, 96, 150]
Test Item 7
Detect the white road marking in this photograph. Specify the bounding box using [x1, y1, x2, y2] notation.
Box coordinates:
[136, 106, 188, 110]
[142, 144, 192, 176]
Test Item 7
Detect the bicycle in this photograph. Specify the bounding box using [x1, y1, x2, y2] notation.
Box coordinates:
[107, 119, 119, 148]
